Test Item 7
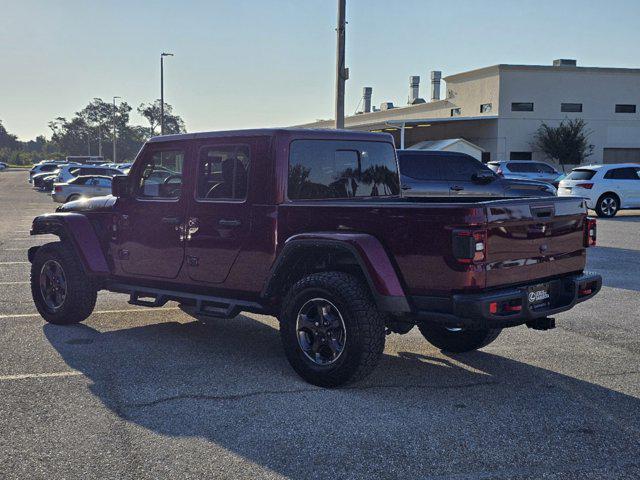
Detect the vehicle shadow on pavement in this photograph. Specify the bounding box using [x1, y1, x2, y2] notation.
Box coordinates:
[587, 246, 640, 292]
[43, 316, 640, 479]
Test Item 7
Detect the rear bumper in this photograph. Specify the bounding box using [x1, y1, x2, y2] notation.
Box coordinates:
[412, 272, 602, 329]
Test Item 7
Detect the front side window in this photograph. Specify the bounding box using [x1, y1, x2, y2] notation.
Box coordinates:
[507, 162, 536, 173]
[441, 155, 491, 181]
[534, 163, 557, 174]
[137, 150, 184, 199]
[196, 145, 250, 200]
[288, 140, 399, 200]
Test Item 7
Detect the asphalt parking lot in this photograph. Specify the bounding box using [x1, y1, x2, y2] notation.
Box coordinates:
[0, 168, 639, 479]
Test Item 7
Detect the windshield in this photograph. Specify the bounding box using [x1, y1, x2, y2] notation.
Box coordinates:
[566, 169, 596, 181]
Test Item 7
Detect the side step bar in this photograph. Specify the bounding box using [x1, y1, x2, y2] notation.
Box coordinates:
[108, 283, 265, 319]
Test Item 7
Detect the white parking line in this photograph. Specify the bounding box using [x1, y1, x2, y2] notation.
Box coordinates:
[0, 281, 29, 285]
[0, 307, 180, 319]
[0, 371, 83, 382]
[0, 261, 30, 265]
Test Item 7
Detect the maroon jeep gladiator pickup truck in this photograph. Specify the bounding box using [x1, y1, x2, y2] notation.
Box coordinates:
[29, 129, 601, 387]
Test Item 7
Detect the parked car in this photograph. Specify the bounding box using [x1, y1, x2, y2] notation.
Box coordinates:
[488, 160, 562, 185]
[0, 162, 7, 170]
[32, 170, 61, 189]
[55, 164, 124, 184]
[398, 150, 556, 198]
[29, 162, 64, 183]
[28, 129, 600, 387]
[52, 175, 113, 203]
[558, 163, 640, 217]
[40, 174, 59, 192]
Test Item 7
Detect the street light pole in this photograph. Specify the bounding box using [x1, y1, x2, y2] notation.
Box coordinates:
[112, 96, 120, 163]
[160, 52, 174, 135]
[335, 0, 347, 129]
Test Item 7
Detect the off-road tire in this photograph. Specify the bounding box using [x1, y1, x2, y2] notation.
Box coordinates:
[418, 324, 501, 353]
[279, 272, 386, 387]
[595, 193, 619, 218]
[31, 241, 97, 324]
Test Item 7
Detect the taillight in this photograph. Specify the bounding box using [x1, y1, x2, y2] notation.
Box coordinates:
[584, 217, 596, 247]
[452, 229, 487, 264]
[54, 186, 62, 192]
[575, 183, 594, 189]
[496, 168, 504, 177]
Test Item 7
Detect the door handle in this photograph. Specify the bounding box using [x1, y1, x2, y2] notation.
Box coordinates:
[401, 185, 412, 191]
[218, 219, 241, 227]
[450, 185, 465, 192]
[162, 216, 182, 225]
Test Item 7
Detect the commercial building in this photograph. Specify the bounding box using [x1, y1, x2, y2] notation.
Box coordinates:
[299, 59, 640, 166]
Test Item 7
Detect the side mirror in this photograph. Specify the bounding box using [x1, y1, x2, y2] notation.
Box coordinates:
[472, 171, 496, 184]
[111, 175, 132, 198]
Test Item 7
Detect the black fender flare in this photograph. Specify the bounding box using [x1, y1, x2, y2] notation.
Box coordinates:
[262, 233, 410, 313]
[29, 213, 110, 276]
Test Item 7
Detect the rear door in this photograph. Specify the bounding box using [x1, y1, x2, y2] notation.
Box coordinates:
[397, 153, 450, 196]
[443, 154, 503, 198]
[183, 140, 255, 284]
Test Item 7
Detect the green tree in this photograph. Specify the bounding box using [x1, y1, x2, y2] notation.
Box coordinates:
[137, 100, 186, 136]
[531, 119, 594, 171]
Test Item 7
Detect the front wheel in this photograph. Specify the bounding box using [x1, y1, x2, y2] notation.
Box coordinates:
[30, 242, 97, 324]
[279, 272, 386, 387]
[418, 323, 501, 353]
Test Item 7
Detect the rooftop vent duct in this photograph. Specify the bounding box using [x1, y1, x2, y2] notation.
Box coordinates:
[408, 76, 425, 105]
[431, 71, 442, 101]
[380, 102, 395, 111]
[362, 87, 372, 113]
[553, 59, 577, 67]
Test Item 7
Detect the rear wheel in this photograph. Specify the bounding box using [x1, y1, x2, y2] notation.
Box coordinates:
[31, 242, 97, 324]
[279, 272, 386, 387]
[595, 193, 619, 218]
[418, 323, 501, 353]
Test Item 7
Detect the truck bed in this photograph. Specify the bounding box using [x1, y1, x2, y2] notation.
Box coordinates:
[277, 196, 589, 296]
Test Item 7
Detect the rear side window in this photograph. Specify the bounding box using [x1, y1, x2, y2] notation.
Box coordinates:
[398, 154, 445, 180]
[534, 163, 557, 174]
[604, 167, 640, 180]
[288, 140, 399, 200]
[196, 145, 250, 200]
[566, 169, 596, 180]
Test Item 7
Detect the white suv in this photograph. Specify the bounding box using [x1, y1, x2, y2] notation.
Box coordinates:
[558, 163, 640, 217]
[56, 164, 124, 184]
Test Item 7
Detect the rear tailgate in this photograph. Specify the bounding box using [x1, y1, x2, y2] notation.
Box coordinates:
[483, 197, 588, 289]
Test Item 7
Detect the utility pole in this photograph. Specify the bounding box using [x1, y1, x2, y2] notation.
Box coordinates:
[112, 96, 120, 163]
[160, 52, 174, 135]
[334, 0, 347, 129]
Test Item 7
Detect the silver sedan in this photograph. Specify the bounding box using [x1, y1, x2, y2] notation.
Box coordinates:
[52, 175, 113, 203]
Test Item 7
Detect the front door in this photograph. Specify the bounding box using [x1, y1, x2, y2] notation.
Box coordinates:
[115, 144, 189, 279]
[444, 154, 504, 198]
[184, 141, 253, 284]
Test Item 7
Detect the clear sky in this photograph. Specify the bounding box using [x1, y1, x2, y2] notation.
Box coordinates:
[2, 0, 640, 140]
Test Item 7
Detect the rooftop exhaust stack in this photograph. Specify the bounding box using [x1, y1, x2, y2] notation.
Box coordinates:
[553, 59, 577, 67]
[362, 87, 372, 113]
[408, 76, 425, 104]
[430, 71, 442, 101]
